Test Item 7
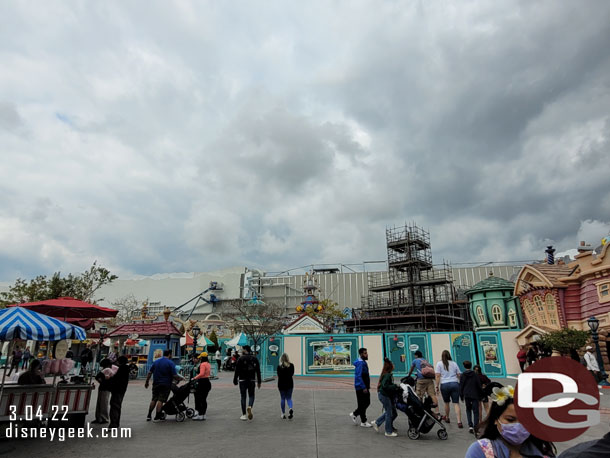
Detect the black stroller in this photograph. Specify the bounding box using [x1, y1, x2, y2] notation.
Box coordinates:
[160, 382, 196, 422]
[396, 376, 448, 440]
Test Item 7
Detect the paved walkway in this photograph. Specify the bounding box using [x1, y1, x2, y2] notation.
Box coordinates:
[2, 372, 609, 457]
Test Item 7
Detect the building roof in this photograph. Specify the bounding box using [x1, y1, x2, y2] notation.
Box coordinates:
[107, 321, 182, 337]
[466, 274, 516, 295]
[530, 263, 575, 285]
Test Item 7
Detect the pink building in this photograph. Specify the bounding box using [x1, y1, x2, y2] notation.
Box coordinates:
[514, 241, 610, 370]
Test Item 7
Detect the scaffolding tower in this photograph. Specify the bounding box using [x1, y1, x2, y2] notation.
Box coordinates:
[352, 223, 470, 332]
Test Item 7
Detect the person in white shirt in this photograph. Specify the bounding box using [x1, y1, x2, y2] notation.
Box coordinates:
[584, 345, 600, 381]
[215, 349, 222, 372]
[435, 350, 463, 428]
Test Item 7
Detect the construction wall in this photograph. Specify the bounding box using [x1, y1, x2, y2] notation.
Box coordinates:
[283, 336, 303, 376]
[430, 333, 451, 368]
[500, 330, 521, 376]
[361, 334, 384, 375]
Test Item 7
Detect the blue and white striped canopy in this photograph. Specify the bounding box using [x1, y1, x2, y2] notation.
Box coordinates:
[0, 306, 86, 341]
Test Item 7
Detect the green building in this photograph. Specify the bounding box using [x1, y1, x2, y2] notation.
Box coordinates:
[466, 273, 523, 331]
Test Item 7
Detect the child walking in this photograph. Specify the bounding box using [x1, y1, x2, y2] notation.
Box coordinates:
[459, 360, 483, 434]
[277, 353, 295, 419]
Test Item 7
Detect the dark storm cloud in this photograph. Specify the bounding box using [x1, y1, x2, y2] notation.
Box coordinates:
[0, 0, 609, 282]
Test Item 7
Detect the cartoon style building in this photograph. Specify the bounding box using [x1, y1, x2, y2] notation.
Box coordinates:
[466, 273, 523, 331]
[514, 241, 610, 369]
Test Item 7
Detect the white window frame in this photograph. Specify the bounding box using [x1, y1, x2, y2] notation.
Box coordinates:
[476, 306, 487, 325]
[508, 309, 517, 327]
[491, 304, 503, 324]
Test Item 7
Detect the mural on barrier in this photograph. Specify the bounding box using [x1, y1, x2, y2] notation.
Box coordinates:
[266, 337, 282, 371]
[476, 332, 505, 377]
[305, 336, 358, 375]
[451, 333, 475, 372]
[386, 335, 407, 373]
[406, 333, 429, 371]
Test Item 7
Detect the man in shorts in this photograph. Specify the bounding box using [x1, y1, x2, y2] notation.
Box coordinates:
[145, 350, 184, 422]
[407, 350, 440, 418]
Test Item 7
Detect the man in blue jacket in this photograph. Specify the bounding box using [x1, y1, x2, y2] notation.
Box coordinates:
[349, 347, 372, 427]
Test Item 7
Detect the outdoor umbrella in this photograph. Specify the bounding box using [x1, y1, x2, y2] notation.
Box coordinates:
[0, 306, 86, 341]
[226, 332, 248, 348]
[0, 307, 87, 394]
[7, 296, 118, 320]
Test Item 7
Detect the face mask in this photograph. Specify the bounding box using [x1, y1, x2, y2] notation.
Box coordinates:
[498, 421, 531, 445]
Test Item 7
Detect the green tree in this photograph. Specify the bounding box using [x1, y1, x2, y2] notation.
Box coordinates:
[0, 261, 118, 307]
[539, 328, 590, 355]
[208, 329, 219, 348]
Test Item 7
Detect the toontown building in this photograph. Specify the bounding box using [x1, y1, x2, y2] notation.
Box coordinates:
[514, 242, 610, 371]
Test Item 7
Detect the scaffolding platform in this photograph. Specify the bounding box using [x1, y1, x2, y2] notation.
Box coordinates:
[352, 223, 470, 332]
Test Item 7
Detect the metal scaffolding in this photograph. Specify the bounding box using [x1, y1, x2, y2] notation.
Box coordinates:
[351, 223, 470, 332]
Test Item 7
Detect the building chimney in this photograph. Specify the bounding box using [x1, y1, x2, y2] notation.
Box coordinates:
[577, 241, 593, 253]
[545, 246, 555, 265]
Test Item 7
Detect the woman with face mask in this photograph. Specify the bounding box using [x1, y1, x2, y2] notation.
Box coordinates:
[465, 385, 556, 458]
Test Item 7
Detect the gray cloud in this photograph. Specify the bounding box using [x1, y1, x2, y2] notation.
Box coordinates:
[1, 0, 609, 282]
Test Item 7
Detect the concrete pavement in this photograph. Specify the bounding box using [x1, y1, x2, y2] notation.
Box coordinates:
[2, 371, 610, 457]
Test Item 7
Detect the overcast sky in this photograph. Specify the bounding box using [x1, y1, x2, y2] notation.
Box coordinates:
[1, 1, 610, 282]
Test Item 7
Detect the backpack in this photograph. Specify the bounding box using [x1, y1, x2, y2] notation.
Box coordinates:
[419, 359, 436, 378]
[244, 355, 258, 379]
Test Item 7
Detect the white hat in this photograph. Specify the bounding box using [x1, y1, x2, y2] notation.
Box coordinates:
[586, 346, 593, 350]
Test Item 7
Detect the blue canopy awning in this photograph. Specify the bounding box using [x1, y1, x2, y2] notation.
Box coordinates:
[0, 306, 87, 341]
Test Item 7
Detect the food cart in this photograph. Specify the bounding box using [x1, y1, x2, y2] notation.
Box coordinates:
[0, 307, 91, 431]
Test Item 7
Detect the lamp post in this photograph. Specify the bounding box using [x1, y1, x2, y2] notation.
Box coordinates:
[97, 325, 108, 364]
[192, 325, 201, 359]
[587, 316, 610, 386]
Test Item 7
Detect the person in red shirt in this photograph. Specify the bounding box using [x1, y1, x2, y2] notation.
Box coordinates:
[192, 352, 212, 421]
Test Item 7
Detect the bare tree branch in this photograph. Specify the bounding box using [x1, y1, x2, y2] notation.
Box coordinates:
[223, 299, 287, 353]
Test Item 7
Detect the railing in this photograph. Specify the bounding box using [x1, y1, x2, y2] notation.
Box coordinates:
[0, 383, 93, 424]
[385, 224, 430, 248]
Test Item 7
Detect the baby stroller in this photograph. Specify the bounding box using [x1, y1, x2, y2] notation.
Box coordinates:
[397, 376, 448, 440]
[223, 356, 236, 371]
[160, 382, 196, 422]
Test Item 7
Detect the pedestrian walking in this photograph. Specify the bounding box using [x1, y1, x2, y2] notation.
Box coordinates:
[349, 347, 372, 427]
[584, 346, 601, 382]
[233, 345, 261, 421]
[92, 358, 114, 424]
[21, 347, 31, 370]
[517, 346, 527, 372]
[107, 346, 118, 364]
[215, 349, 222, 373]
[373, 358, 399, 437]
[526, 345, 538, 367]
[145, 350, 184, 422]
[8, 346, 22, 376]
[108, 356, 130, 430]
[473, 365, 491, 420]
[459, 360, 483, 434]
[277, 353, 295, 419]
[192, 352, 212, 421]
[407, 350, 440, 418]
[435, 350, 463, 428]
